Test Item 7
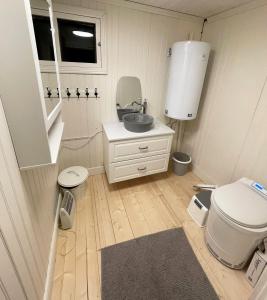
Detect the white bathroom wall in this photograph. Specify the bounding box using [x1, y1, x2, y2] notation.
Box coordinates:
[0, 98, 59, 298]
[51, 0, 203, 171]
[182, 0, 267, 186]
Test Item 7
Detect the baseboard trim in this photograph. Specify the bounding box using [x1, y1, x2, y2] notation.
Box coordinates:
[43, 193, 62, 300]
[88, 166, 105, 175]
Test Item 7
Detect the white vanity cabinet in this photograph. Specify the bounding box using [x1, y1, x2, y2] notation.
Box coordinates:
[0, 0, 64, 169]
[103, 121, 174, 183]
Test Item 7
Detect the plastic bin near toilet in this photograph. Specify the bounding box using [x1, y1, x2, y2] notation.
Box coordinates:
[187, 190, 212, 227]
[172, 152, 192, 176]
[246, 238, 267, 287]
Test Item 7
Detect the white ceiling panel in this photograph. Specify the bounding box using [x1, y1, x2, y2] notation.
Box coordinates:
[125, 0, 254, 17]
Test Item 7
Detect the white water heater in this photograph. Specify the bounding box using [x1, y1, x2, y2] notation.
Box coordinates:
[165, 41, 210, 120]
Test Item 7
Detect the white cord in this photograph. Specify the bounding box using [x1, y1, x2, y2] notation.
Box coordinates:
[61, 131, 102, 150]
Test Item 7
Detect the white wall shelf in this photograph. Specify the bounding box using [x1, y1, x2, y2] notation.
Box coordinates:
[0, 0, 64, 169]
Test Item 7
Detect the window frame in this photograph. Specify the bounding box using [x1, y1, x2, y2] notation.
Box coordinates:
[31, 8, 57, 72]
[54, 12, 102, 72]
[31, 2, 107, 74]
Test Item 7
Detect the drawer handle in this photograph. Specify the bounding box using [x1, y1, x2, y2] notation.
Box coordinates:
[139, 146, 149, 150]
[138, 166, 147, 171]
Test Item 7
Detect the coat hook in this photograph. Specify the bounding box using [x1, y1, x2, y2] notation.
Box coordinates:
[66, 88, 71, 99]
[85, 88, 89, 99]
[94, 88, 98, 98]
[76, 88, 80, 99]
[46, 87, 52, 98]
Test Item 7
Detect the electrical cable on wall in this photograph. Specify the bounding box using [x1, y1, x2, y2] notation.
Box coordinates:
[61, 130, 103, 150]
[166, 119, 177, 128]
[200, 18, 207, 40]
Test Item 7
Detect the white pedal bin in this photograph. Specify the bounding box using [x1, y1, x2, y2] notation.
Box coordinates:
[58, 166, 89, 200]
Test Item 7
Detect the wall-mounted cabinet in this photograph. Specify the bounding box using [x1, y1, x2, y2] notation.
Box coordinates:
[0, 0, 64, 169]
[103, 121, 174, 183]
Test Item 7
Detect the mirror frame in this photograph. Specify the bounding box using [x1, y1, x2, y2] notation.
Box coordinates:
[115, 76, 142, 121]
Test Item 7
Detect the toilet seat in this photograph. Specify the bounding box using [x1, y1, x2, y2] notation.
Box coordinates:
[212, 179, 267, 229]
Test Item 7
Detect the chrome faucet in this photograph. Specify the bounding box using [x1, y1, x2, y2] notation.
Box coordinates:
[130, 99, 147, 114]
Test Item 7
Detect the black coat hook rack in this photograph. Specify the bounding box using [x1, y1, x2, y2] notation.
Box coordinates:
[44, 87, 101, 99]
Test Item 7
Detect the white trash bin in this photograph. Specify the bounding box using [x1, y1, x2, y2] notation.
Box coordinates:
[58, 166, 89, 200]
[172, 152, 192, 176]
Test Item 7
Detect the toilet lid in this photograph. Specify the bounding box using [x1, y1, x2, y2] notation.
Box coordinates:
[58, 166, 89, 188]
[212, 179, 267, 228]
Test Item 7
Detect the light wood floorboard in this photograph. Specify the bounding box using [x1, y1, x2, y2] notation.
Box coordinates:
[51, 171, 252, 300]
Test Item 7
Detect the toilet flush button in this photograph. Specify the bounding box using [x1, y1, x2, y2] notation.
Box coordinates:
[251, 182, 267, 197]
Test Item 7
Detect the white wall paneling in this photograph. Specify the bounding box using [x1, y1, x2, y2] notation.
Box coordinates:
[50, 0, 203, 171]
[0, 98, 59, 298]
[182, 1, 267, 186]
[43, 193, 61, 300]
[0, 230, 27, 300]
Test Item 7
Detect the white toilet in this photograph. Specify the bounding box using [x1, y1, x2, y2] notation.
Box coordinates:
[205, 178, 267, 269]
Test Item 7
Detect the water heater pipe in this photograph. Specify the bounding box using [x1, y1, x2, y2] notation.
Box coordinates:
[176, 121, 185, 151]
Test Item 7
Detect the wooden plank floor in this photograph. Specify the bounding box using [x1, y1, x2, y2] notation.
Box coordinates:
[51, 171, 252, 300]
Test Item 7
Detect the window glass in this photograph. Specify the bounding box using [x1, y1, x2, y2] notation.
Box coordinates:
[57, 19, 96, 63]
[32, 15, 55, 61]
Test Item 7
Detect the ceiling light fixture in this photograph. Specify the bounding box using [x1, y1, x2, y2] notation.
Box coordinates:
[72, 30, 93, 37]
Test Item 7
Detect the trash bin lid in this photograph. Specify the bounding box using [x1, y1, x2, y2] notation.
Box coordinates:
[58, 166, 89, 188]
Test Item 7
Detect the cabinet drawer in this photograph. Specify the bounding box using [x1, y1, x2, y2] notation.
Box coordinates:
[110, 135, 172, 162]
[109, 154, 169, 183]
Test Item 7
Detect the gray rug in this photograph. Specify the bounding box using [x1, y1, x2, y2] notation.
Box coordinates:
[101, 228, 219, 300]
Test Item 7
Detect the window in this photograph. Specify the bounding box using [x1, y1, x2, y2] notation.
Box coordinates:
[32, 15, 55, 61]
[57, 19, 96, 64]
[31, 4, 107, 74]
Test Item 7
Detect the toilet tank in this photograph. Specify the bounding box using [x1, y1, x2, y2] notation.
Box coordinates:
[164, 41, 210, 120]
